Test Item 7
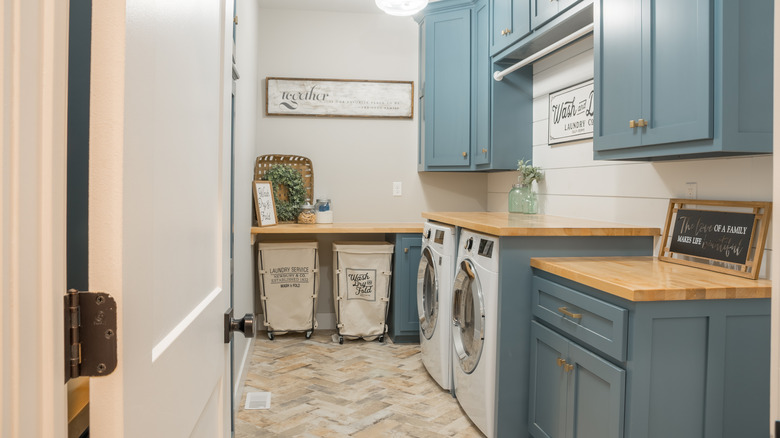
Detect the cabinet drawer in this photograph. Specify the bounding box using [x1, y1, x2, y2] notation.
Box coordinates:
[532, 276, 627, 361]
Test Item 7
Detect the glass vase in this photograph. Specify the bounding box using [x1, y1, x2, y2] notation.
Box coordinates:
[509, 184, 538, 214]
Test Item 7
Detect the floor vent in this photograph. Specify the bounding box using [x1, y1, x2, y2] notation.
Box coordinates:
[244, 391, 271, 410]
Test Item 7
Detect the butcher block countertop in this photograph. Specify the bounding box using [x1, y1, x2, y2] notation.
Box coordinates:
[250, 222, 423, 244]
[530, 256, 771, 302]
[422, 212, 660, 237]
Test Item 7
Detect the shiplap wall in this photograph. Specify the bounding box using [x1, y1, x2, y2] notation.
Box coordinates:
[487, 36, 773, 277]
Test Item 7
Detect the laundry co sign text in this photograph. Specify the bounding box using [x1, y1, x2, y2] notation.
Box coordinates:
[266, 77, 413, 119]
[548, 79, 594, 145]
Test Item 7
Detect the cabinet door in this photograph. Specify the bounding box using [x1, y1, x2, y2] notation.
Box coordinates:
[640, 0, 712, 146]
[474, 0, 491, 165]
[424, 9, 472, 168]
[388, 234, 422, 343]
[528, 322, 568, 438]
[593, 0, 643, 151]
[530, 0, 560, 29]
[491, 0, 531, 55]
[566, 342, 625, 438]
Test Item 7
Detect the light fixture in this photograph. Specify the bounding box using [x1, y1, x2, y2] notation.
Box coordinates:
[375, 0, 429, 16]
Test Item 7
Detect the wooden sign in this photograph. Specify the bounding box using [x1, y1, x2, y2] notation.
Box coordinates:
[253, 181, 277, 227]
[659, 199, 772, 279]
[266, 77, 414, 119]
[548, 80, 594, 145]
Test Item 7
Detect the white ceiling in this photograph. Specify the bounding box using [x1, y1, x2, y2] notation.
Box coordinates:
[256, 0, 440, 15]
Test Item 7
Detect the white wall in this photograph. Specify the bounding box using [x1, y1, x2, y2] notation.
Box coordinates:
[487, 36, 773, 276]
[232, 0, 260, 410]
[255, 8, 487, 327]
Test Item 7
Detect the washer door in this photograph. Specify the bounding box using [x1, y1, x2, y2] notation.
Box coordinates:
[416, 247, 439, 340]
[452, 259, 485, 374]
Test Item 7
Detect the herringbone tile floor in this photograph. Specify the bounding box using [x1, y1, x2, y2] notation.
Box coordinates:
[235, 331, 485, 437]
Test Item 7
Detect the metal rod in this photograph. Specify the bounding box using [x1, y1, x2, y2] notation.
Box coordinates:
[493, 23, 594, 82]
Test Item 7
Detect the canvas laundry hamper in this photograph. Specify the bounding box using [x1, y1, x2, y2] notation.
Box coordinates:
[257, 241, 319, 340]
[332, 242, 394, 343]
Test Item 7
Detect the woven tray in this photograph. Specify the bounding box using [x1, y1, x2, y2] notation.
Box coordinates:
[254, 154, 314, 203]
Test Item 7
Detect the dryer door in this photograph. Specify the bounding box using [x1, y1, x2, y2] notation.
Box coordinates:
[417, 247, 439, 340]
[452, 259, 485, 374]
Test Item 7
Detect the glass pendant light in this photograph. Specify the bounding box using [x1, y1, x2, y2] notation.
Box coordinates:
[375, 0, 429, 16]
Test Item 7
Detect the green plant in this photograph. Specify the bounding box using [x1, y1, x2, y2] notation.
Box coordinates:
[264, 164, 307, 222]
[517, 159, 544, 186]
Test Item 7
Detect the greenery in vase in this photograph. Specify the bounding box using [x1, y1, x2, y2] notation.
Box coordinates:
[517, 159, 544, 187]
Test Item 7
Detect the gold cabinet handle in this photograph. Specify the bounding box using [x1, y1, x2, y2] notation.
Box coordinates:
[557, 358, 566, 367]
[564, 363, 574, 372]
[558, 306, 582, 319]
[462, 151, 468, 158]
[501, 29, 506, 36]
[505, 28, 511, 35]
[404, 248, 409, 253]
[638, 118, 648, 127]
[482, 148, 488, 153]
[629, 120, 636, 128]
[234, 15, 238, 25]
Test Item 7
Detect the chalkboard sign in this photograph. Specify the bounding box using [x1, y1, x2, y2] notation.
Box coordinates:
[660, 199, 772, 279]
[253, 181, 277, 227]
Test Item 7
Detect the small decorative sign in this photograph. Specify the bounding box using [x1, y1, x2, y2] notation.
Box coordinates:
[253, 180, 277, 227]
[346, 269, 376, 301]
[548, 80, 594, 145]
[659, 199, 772, 279]
[266, 77, 414, 119]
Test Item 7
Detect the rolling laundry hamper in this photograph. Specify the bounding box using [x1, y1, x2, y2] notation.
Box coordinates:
[257, 241, 319, 340]
[332, 242, 394, 344]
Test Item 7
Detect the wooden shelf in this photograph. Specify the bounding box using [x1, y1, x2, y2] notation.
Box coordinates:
[250, 222, 424, 244]
[422, 212, 660, 237]
[530, 256, 771, 302]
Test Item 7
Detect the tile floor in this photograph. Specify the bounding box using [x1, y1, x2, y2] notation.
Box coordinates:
[235, 331, 485, 437]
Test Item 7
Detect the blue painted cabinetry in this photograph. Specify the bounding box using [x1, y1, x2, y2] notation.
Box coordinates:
[529, 272, 770, 437]
[387, 234, 422, 343]
[490, 0, 530, 56]
[530, 0, 580, 29]
[418, 0, 533, 171]
[594, 0, 773, 160]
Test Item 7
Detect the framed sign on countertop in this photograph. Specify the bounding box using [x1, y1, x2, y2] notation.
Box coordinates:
[548, 79, 594, 145]
[266, 77, 414, 119]
[659, 199, 772, 279]
[253, 180, 277, 227]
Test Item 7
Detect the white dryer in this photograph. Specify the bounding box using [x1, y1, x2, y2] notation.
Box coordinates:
[417, 221, 457, 391]
[451, 229, 499, 438]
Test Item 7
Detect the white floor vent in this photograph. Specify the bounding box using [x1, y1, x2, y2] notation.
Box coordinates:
[244, 391, 271, 410]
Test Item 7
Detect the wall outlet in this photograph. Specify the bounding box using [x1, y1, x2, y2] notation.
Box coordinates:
[392, 181, 402, 197]
[686, 182, 697, 199]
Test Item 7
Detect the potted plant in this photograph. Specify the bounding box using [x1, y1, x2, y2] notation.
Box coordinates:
[509, 159, 544, 214]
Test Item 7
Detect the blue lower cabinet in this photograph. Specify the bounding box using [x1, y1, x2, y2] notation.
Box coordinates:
[530, 271, 771, 438]
[387, 234, 422, 343]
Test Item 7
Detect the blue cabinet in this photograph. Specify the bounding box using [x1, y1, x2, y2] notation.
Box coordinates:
[530, 0, 580, 29]
[490, 0, 531, 56]
[387, 234, 422, 343]
[529, 322, 625, 438]
[530, 271, 771, 437]
[594, 0, 773, 160]
[418, 0, 533, 172]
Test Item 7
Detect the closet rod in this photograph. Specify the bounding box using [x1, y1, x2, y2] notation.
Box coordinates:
[493, 23, 594, 82]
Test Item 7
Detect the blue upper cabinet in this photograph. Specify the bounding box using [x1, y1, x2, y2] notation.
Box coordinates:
[490, 0, 531, 56]
[421, 7, 472, 169]
[594, 0, 773, 160]
[531, 0, 580, 29]
[473, 0, 491, 165]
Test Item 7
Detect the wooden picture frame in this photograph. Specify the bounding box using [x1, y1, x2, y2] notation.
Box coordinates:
[659, 199, 772, 279]
[253, 180, 277, 227]
[265, 77, 414, 119]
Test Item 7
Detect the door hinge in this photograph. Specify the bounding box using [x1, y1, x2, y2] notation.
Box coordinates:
[64, 289, 118, 383]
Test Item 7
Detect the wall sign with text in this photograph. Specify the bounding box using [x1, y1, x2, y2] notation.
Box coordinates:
[548, 80, 594, 145]
[660, 199, 772, 279]
[266, 77, 413, 119]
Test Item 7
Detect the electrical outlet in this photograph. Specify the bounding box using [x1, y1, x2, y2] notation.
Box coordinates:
[392, 182, 402, 197]
[686, 182, 697, 199]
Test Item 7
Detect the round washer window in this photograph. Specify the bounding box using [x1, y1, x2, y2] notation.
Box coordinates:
[452, 259, 485, 374]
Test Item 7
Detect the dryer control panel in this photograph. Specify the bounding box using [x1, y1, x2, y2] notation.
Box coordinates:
[477, 239, 494, 258]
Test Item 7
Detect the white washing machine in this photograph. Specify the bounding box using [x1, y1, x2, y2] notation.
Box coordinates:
[451, 229, 499, 438]
[417, 221, 457, 391]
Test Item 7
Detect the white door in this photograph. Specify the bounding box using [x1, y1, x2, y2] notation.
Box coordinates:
[88, 1, 236, 436]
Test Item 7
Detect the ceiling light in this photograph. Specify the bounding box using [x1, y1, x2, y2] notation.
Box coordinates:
[375, 0, 429, 16]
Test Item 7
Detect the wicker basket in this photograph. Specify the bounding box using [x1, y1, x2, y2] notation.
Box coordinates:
[254, 154, 314, 203]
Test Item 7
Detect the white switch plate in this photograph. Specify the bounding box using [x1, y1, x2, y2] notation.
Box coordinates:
[686, 182, 697, 199]
[392, 181, 402, 196]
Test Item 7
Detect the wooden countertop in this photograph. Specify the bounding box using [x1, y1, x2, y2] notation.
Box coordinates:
[422, 212, 660, 237]
[530, 256, 771, 302]
[250, 222, 423, 243]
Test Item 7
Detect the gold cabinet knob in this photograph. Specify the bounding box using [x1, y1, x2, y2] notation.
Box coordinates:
[505, 28, 511, 35]
[564, 363, 574, 372]
[557, 358, 566, 367]
[482, 148, 488, 153]
[638, 118, 648, 127]
[234, 15, 238, 25]
[501, 29, 506, 36]
[629, 120, 636, 128]
[462, 152, 467, 158]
